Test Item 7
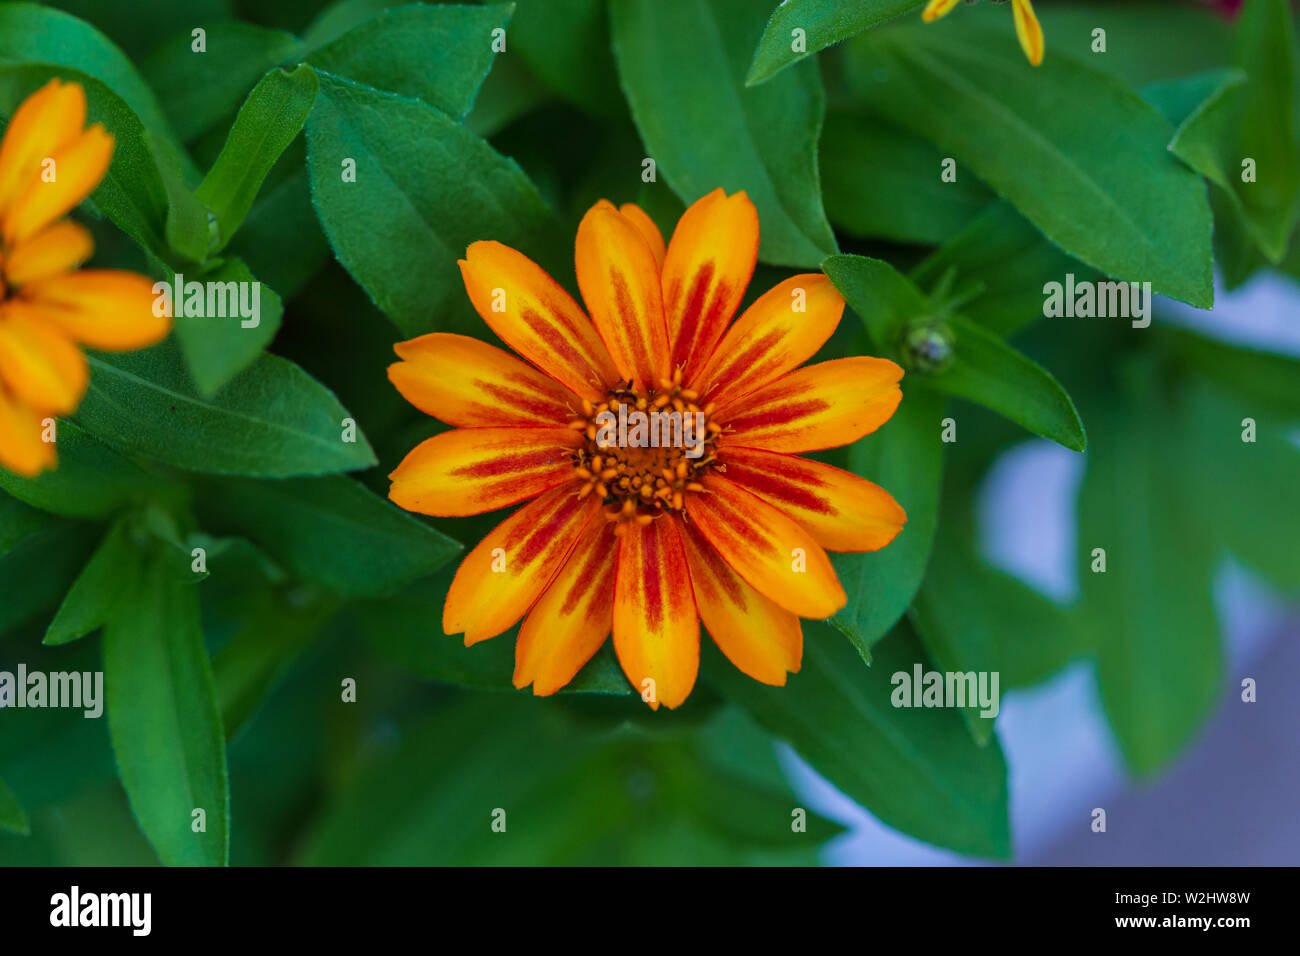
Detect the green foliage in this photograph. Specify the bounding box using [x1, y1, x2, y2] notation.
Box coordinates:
[2, 0, 1296, 868]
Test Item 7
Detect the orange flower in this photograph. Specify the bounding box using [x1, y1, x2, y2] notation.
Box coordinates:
[922, 0, 1045, 66]
[387, 190, 907, 708]
[0, 79, 170, 476]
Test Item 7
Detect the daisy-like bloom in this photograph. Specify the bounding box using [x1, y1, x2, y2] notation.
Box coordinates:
[0, 79, 170, 476]
[387, 190, 907, 709]
[923, 0, 1045, 66]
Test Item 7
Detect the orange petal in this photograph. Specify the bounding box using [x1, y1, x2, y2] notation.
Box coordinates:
[922, 0, 961, 21]
[612, 516, 699, 709]
[4, 124, 114, 245]
[574, 200, 669, 392]
[1012, 0, 1044, 66]
[688, 473, 845, 619]
[696, 273, 844, 408]
[389, 426, 581, 517]
[0, 79, 86, 218]
[459, 240, 619, 401]
[2, 220, 93, 285]
[719, 446, 906, 553]
[19, 270, 170, 351]
[388, 332, 578, 428]
[443, 483, 602, 645]
[717, 356, 903, 454]
[661, 189, 758, 380]
[618, 202, 665, 269]
[514, 521, 618, 695]
[678, 520, 801, 686]
[0, 302, 87, 414]
[0, 388, 56, 476]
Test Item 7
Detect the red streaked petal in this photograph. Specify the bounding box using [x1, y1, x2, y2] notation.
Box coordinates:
[689, 473, 845, 619]
[612, 516, 699, 709]
[618, 202, 666, 269]
[443, 484, 602, 645]
[575, 199, 670, 392]
[679, 520, 801, 685]
[719, 446, 906, 552]
[388, 426, 581, 517]
[388, 332, 578, 428]
[515, 521, 618, 696]
[696, 273, 844, 408]
[459, 240, 619, 400]
[661, 188, 758, 380]
[717, 356, 903, 454]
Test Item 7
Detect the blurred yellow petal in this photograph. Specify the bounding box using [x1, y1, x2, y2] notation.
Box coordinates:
[0, 79, 85, 217]
[4, 124, 114, 245]
[0, 303, 87, 414]
[1013, 0, 1044, 66]
[3, 220, 93, 285]
[19, 270, 169, 351]
[922, 0, 961, 22]
[0, 387, 56, 476]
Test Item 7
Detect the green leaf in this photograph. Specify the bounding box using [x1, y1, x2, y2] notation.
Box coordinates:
[143, 21, 303, 142]
[0, 420, 176, 519]
[193, 475, 461, 597]
[197, 65, 320, 252]
[909, 201, 1099, 337]
[170, 258, 284, 397]
[0, 493, 47, 554]
[0, 521, 96, 637]
[104, 556, 229, 865]
[746, 0, 922, 86]
[932, 316, 1087, 452]
[0, 65, 169, 259]
[1160, 326, 1300, 422]
[825, 254, 1087, 451]
[843, 13, 1214, 308]
[502, 0, 624, 119]
[1079, 365, 1222, 775]
[146, 130, 211, 264]
[1141, 68, 1246, 129]
[0, 2, 176, 141]
[1170, 0, 1300, 263]
[0, 777, 29, 836]
[821, 110, 991, 245]
[708, 621, 1011, 859]
[910, 515, 1080, 743]
[356, 569, 634, 695]
[305, 70, 561, 336]
[213, 593, 339, 740]
[1175, 381, 1300, 593]
[306, 3, 508, 116]
[76, 340, 377, 477]
[43, 521, 142, 646]
[830, 385, 945, 657]
[610, 0, 838, 268]
[226, 165, 331, 300]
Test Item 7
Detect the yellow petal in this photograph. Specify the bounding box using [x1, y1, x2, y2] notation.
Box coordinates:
[0, 79, 86, 218]
[922, 0, 961, 22]
[443, 484, 602, 645]
[459, 240, 619, 401]
[388, 332, 579, 428]
[0, 302, 87, 414]
[612, 516, 699, 709]
[18, 270, 170, 351]
[679, 520, 801, 686]
[3, 220, 94, 285]
[4, 124, 114, 245]
[388, 426, 581, 517]
[618, 202, 665, 269]
[660, 188, 758, 380]
[716, 356, 903, 454]
[689, 473, 845, 619]
[719, 446, 906, 552]
[1012, 0, 1044, 66]
[514, 521, 617, 696]
[0, 387, 56, 476]
[575, 199, 670, 393]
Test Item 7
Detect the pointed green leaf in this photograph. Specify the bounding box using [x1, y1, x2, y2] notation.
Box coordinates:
[43, 521, 142, 646]
[611, 0, 838, 268]
[746, 0, 923, 86]
[0, 777, 29, 836]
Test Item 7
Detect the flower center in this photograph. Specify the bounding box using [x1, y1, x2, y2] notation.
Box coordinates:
[570, 370, 721, 532]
